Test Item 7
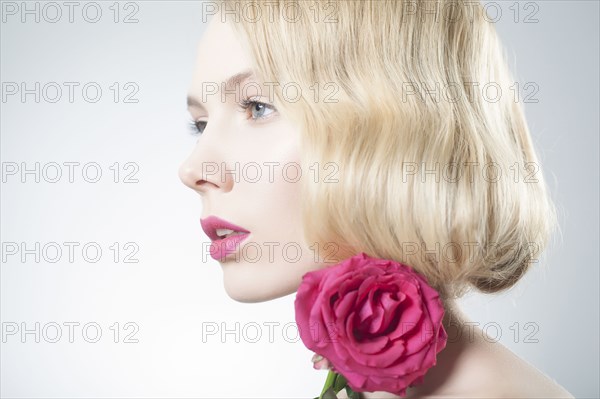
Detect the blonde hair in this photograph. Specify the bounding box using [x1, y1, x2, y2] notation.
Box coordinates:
[222, 0, 557, 301]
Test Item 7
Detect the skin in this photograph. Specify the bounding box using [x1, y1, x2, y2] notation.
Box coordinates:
[179, 17, 324, 303]
[180, 17, 575, 399]
[338, 300, 575, 398]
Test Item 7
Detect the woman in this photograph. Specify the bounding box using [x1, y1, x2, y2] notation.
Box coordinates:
[180, 0, 574, 397]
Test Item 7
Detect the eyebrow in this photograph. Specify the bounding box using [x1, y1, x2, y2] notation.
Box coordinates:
[187, 69, 254, 109]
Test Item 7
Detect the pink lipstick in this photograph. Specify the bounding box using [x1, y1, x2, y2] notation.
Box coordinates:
[200, 216, 250, 261]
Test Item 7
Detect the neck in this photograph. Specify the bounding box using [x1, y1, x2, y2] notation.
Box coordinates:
[403, 298, 482, 397]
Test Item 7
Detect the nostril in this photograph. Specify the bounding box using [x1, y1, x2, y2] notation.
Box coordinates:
[197, 179, 220, 190]
[179, 162, 232, 193]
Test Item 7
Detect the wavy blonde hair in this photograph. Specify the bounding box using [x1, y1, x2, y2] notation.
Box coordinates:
[221, 0, 557, 301]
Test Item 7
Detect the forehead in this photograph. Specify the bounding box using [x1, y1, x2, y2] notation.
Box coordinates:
[191, 18, 254, 90]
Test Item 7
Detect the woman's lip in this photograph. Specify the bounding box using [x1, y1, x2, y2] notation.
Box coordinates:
[208, 233, 251, 262]
[200, 215, 250, 241]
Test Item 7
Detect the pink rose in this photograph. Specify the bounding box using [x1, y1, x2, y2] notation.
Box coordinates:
[294, 252, 448, 396]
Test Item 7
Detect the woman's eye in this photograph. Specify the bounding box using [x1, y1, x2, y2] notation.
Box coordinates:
[239, 99, 276, 120]
[188, 119, 207, 136]
[187, 99, 276, 137]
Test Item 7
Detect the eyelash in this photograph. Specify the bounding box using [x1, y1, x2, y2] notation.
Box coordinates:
[188, 98, 276, 136]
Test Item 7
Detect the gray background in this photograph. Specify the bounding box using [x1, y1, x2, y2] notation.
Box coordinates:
[1, 1, 598, 398]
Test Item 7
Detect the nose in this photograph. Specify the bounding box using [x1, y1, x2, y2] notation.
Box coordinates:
[178, 146, 234, 194]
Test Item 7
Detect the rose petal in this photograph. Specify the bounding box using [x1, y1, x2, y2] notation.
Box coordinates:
[357, 295, 375, 324]
[335, 290, 359, 319]
[372, 291, 402, 335]
[347, 317, 390, 355]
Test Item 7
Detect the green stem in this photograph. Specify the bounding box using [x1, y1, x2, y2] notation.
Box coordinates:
[319, 369, 338, 399]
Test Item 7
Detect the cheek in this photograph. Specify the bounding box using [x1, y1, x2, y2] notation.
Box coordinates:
[237, 124, 302, 206]
[231, 122, 309, 245]
[264, 136, 303, 238]
[249, 158, 303, 241]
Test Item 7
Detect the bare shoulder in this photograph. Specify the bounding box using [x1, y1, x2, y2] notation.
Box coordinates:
[336, 341, 574, 399]
[336, 320, 574, 399]
[460, 335, 575, 398]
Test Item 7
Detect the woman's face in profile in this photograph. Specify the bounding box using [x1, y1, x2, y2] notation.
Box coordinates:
[179, 18, 321, 303]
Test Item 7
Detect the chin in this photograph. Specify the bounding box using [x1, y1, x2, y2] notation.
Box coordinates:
[225, 289, 265, 303]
